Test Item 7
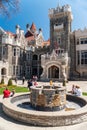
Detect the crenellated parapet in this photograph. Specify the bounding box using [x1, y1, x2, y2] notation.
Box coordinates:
[49, 4, 73, 20]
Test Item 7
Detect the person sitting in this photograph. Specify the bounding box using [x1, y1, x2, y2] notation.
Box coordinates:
[75, 86, 82, 96]
[10, 89, 15, 97]
[71, 84, 76, 94]
[3, 88, 11, 98]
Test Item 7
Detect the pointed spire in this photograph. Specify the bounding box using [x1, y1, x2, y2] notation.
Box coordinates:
[30, 22, 36, 33]
[58, 0, 60, 8]
[57, 0, 60, 11]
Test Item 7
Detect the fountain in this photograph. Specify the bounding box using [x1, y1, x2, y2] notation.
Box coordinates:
[2, 83, 87, 127]
[30, 85, 66, 111]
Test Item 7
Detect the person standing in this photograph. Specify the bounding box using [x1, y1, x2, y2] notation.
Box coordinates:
[27, 79, 32, 90]
[22, 76, 25, 84]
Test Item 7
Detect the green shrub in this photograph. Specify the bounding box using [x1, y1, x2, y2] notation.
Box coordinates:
[62, 80, 66, 86]
[8, 79, 13, 86]
[1, 78, 4, 84]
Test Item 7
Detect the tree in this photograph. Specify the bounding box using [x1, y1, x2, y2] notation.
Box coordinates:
[8, 78, 13, 86]
[0, 0, 20, 16]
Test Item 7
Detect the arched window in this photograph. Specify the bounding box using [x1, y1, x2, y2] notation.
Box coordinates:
[1, 68, 6, 75]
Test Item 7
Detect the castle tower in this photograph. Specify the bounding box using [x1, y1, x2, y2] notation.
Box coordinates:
[49, 4, 73, 55]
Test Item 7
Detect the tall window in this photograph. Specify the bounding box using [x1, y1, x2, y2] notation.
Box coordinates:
[16, 66, 19, 75]
[77, 51, 80, 65]
[17, 48, 20, 57]
[57, 37, 61, 45]
[81, 51, 87, 65]
[13, 65, 15, 75]
[27, 52, 31, 60]
[13, 48, 16, 56]
[13, 48, 20, 57]
[13, 65, 20, 75]
[26, 66, 31, 75]
[2, 46, 6, 55]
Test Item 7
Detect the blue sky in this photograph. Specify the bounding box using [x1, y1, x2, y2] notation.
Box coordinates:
[0, 0, 87, 40]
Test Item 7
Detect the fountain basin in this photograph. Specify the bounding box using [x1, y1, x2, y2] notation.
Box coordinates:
[2, 93, 87, 127]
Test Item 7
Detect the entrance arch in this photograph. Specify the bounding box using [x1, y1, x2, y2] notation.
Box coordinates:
[48, 65, 59, 79]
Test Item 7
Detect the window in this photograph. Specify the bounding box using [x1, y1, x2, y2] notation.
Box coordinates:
[26, 66, 31, 75]
[17, 48, 20, 57]
[20, 66, 22, 75]
[13, 48, 16, 56]
[77, 51, 80, 65]
[16, 66, 19, 75]
[80, 38, 87, 44]
[20, 50, 23, 57]
[81, 51, 87, 65]
[2, 46, 6, 55]
[57, 37, 61, 45]
[13, 66, 15, 75]
[27, 52, 31, 60]
[13, 65, 20, 75]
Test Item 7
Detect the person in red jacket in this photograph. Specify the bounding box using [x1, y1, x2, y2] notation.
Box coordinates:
[3, 88, 11, 98]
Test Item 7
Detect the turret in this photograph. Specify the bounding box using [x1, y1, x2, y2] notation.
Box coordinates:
[39, 28, 42, 34]
[26, 24, 30, 31]
[15, 25, 20, 34]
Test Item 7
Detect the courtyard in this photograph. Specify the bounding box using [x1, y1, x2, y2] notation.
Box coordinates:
[0, 80, 87, 130]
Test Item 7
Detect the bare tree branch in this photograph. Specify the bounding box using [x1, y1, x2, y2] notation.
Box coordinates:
[0, 0, 20, 17]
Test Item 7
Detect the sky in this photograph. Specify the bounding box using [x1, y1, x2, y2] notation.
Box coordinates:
[0, 0, 87, 40]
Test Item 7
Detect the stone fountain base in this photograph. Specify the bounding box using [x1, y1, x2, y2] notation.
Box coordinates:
[2, 93, 87, 127]
[30, 85, 66, 111]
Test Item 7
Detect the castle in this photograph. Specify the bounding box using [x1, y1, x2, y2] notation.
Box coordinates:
[0, 4, 87, 81]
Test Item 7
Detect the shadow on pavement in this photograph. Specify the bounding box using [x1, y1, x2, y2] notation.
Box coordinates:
[0, 101, 39, 127]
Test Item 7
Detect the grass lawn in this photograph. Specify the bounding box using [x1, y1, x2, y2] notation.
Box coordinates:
[0, 85, 29, 95]
[82, 92, 87, 96]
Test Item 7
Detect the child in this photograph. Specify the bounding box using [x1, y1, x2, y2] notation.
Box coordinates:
[10, 89, 15, 97]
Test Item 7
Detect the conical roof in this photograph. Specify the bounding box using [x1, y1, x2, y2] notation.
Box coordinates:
[30, 22, 36, 32]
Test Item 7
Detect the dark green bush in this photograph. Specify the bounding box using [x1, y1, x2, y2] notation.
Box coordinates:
[62, 80, 66, 86]
[8, 79, 13, 86]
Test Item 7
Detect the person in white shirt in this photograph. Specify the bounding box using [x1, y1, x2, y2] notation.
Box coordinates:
[75, 86, 82, 96]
